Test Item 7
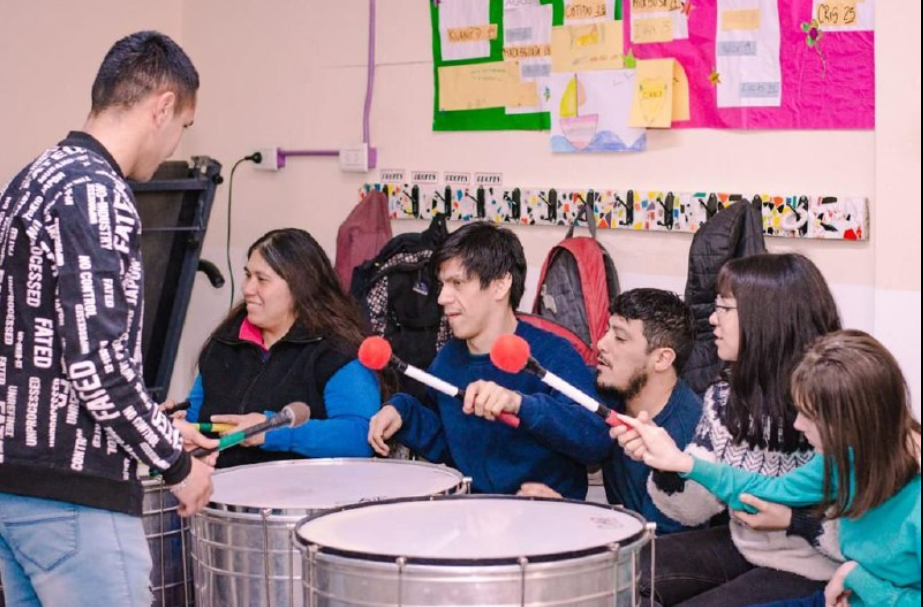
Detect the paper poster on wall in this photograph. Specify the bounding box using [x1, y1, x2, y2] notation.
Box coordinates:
[630, 0, 690, 44]
[504, 3, 554, 114]
[716, 0, 782, 108]
[440, 0, 494, 61]
[551, 20, 625, 72]
[439, 62, 539, 111]
[550, 71, 646, 152]
[629, 58, 674, 127]
[622, 0, 875, 128]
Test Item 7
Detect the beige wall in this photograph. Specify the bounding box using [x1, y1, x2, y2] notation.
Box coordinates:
[1, 1, 919, 414]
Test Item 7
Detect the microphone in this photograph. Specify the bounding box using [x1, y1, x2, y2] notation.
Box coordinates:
[189, 401, 311, 457]
[490, 334, 633, 429]
[358, 336, 520, 428]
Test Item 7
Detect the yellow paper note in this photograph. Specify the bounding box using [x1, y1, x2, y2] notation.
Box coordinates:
[629, 58, 674, 128]
[632, 17, 674, 43]
[438, 62, 537, 111]
[446, 24, 499, 43]
[672, 60, 690, 122]
[721, 9, 761, 31]
[565, 0, 608, 21]
[631, 0, 684, 14]
[551, 20, 624, 73]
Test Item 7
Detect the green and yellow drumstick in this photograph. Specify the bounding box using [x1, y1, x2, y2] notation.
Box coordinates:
[192, 422, 236, 433]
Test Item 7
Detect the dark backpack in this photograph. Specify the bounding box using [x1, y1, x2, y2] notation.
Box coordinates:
[531, 202, 619, 365]
[350, 214, 451, 396]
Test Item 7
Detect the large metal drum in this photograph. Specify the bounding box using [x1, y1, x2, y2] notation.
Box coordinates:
[191, 459, 468, 607]
[143, 476, 195, 607]
[295, 495, 653, 607]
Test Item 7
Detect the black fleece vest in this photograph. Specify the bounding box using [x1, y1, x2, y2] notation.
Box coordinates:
[197, 315, 352, 467]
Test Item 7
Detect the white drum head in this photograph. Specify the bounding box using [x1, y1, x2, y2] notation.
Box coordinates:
[209, 459, 463, 512]
[297, 496, 645, 562]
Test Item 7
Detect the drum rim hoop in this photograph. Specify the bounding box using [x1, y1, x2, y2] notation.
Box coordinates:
[294, 494, 648, 566]
[203, 457, 466, 515]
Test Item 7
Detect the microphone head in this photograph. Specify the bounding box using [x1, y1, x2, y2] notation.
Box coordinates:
[490, 334, 531, 374]
[280, 402, 311, 427]
[358, 336, 393, 371]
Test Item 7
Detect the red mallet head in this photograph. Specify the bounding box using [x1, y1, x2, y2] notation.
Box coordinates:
[358, 336, 393, 371]
[490, 334, 531, 374]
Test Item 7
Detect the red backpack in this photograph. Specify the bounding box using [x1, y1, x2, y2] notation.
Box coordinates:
[530, 201, 620, 365]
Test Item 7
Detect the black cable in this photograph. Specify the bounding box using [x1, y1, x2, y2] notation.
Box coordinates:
[225, 152, 262, 311]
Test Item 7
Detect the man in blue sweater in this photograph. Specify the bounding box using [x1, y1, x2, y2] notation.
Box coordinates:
[521, 289, 702, 534]
[367, 222, 612, 499]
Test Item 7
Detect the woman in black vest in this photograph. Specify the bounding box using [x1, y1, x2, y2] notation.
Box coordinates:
[184, 228, 381, 468]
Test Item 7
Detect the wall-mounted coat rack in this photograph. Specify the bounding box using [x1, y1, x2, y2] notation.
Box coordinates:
[360, 183, 868, 241]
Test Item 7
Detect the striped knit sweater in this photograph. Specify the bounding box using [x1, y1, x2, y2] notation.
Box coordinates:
[648, 380, 843, 581]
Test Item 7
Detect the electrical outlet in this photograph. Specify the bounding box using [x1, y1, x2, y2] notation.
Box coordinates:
[339, 144, 369, 173]
[254, 147, 280, 171]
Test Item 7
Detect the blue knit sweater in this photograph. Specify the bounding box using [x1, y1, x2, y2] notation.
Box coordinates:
[602, 379, 703, 534]
[390, 322, 612, 499]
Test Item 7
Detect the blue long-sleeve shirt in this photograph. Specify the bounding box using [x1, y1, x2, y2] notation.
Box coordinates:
[686, 455, 921, 607]
[186, 359, 377, 458]
[602, 379, 702, 534]
[390, 321, 612, 499]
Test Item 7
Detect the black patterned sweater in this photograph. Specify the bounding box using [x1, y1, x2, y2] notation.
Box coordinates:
[0, 132, 189, 516]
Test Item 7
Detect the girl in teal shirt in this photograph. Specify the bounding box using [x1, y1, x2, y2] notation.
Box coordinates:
[622, 330, 920, 607]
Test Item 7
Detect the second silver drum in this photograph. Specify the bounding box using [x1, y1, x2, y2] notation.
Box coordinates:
[190, 458, 468, 607]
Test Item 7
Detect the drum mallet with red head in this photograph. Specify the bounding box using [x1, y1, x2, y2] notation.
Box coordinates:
[490, 334, 634, 429]
[358, 336, 520, 428]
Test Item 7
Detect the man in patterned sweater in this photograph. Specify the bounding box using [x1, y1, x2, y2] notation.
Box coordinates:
[0, 31, 215, 607]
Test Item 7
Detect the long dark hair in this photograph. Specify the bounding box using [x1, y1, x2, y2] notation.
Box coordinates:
[212, 228, 366, 348]
[792, 330, 921, 518]
[716, 253, 841, 451]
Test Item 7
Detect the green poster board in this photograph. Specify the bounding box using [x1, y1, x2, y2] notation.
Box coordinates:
[431, 1, 622, 132]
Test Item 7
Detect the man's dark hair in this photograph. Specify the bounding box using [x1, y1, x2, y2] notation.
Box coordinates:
[432, 222, 527, 309]
[91, 30, 199, 114]
[611, 288, 695, 372]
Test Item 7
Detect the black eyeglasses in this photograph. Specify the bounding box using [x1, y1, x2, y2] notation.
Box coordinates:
[714, 302, 738, 315]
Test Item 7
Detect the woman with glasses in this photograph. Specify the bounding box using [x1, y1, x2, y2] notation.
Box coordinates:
[613, 253, 844, 607]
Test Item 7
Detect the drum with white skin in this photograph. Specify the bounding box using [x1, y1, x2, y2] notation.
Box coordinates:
[295, 495, 654, 606]
[190, 459, 468, 607]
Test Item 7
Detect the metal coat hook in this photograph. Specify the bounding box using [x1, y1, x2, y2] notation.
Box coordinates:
[616, 190, 634, 226]
[704, 193, 719, 219]
[504, 188, 522, 220]
[433, 186, 452, 218]
[539, 188, 558, 222]
[657, 192, 675, 230]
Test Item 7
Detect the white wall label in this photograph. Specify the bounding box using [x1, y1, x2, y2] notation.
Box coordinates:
[379, 169, 405, 183]
[475, 173, 503, 187]
[444, 172, 472, 187]
[411, 171, 440, 185]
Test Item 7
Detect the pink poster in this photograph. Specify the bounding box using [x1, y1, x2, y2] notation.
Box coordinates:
[624, 0, 875, 129]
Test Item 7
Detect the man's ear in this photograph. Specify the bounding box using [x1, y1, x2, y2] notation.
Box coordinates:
[152, 91, 177, 127]
[491, 272, 513, 302]
[652, 347, 677, 373]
